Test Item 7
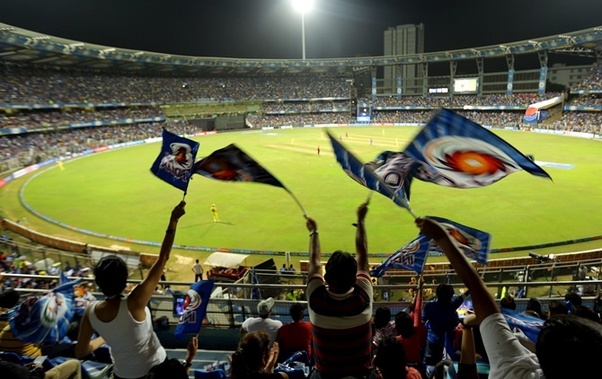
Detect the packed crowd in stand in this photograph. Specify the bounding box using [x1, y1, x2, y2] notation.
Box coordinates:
[0, 65, 351, 104]
[2, 60, 602, 174]
[0, 107, 163, 132]
[1, 195, 602, 379]
[573, 62, 602, 91]
[0, 120, 196, 172]
[1, 62, 602, 377]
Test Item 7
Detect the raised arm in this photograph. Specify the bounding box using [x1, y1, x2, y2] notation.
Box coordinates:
[129, 201, 186, 311]
[306, 216, 322, 278]
[413, 277, 424, 328]
[415, 218, 498, 324]
[183, 336, 198, 373]
[355, 202, 369, 272]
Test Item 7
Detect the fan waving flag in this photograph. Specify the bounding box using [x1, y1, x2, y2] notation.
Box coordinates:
[403, 108, 552, 188]
[370, 235, 430, 276]
[174, 280, 214, 339]
[193, 144, 284, 188]
[501, 308, 544, 343]
[327, 131, 411, 210]
[426, 216, 491, 264]
[150, 128, 200, 192]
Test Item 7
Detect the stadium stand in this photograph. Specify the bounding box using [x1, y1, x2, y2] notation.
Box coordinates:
[1, 23, 602, 378]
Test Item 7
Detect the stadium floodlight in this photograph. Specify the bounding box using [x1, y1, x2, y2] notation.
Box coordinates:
[292, 0, 314, 60]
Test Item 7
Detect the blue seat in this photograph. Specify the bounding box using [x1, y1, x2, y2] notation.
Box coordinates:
[194, 368, 227, 379]
[0, 351, 23, 364]
[82, 360, 113, 379]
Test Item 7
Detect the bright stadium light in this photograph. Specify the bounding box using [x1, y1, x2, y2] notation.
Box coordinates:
[292, 0, 314, 60]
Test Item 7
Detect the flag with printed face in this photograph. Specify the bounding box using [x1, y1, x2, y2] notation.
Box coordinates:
[174, 280, 214, 339]
[9, 280, 77, 343]
[403, 108, 551, 188]
[426, 216, 491, 264]
[370, 150, 445, 202]
[150, 129, 200, 192]
[370, 235, 430, 276]
[193, 144, 284, 188]
[327, 131, 410, 209]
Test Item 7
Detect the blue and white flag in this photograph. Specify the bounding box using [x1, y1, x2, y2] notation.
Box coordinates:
[501, 308, 544, 343]
[370, 235, 430, 276]
[426, 216, 491, 264]
[327, 131, 410, 209]
[403, 108, 551, 188]
[9, 280, 77, 343]
[150, 128, 200, 192]
[174, 280, 214, 339]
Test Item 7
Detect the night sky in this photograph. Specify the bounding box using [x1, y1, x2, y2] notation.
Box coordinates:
[1, 0, 601, 60]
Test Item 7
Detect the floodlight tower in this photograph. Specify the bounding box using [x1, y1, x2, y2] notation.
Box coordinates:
[292, 0, 314, 60]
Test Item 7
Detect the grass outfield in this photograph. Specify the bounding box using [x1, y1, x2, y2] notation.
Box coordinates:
[2, 126, 602, 271]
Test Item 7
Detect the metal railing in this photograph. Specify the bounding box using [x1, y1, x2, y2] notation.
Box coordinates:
[2, 272, 600, 329]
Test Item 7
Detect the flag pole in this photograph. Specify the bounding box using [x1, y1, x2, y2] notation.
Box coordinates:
[406, 206, 419, 219]
[365, 191, 373, 204]
[285, 187, 307, 217]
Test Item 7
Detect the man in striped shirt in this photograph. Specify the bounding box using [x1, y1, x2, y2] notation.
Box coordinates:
[305, 202, 373, 379]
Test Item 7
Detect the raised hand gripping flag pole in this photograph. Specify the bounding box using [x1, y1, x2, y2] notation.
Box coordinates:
[193, 143, 307, 216]
[370, 216, 491, 277]
[425, 216, 492, 264]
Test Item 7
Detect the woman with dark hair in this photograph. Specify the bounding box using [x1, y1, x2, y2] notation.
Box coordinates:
[231, 331, 288, 379]
[371, 337, 421, 379]
[372, 306, 396, 349]
[75, 201, 186, 379]
[523, 298, 544, 319]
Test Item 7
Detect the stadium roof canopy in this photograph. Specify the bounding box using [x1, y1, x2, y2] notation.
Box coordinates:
[0, 23, 601, 76]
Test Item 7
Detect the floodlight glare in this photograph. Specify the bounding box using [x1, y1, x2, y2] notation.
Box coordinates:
[292, 0, 314, 59]
[292, 0, 314, 14]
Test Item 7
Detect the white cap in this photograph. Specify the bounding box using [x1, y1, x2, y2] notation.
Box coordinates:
[257, 297, 275, 316]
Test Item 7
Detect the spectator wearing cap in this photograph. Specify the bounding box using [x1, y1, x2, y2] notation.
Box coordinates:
[276, 302, 313, 363]
[241, 297, 282, 348]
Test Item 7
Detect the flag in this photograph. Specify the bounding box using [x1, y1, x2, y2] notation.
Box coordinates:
[370, 235, 430, 276]
[403, 108, 552, 188]
[174, 279, 214, 339]
[426, 216, 491, 264]
[370, 150, 444, 201]
[501, 308, 544, 343]
[150, 128, 200, 192]
[58, 271, 95, 317]
[9, 280, 77, 343]
[327, 131, 410, 209]
[251, 269, 261, 300]
[193, 144, 284, 188]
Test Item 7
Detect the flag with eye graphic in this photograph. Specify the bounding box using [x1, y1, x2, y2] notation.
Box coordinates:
[402, 108, 552, 188]
[424, 216, 491, 264]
